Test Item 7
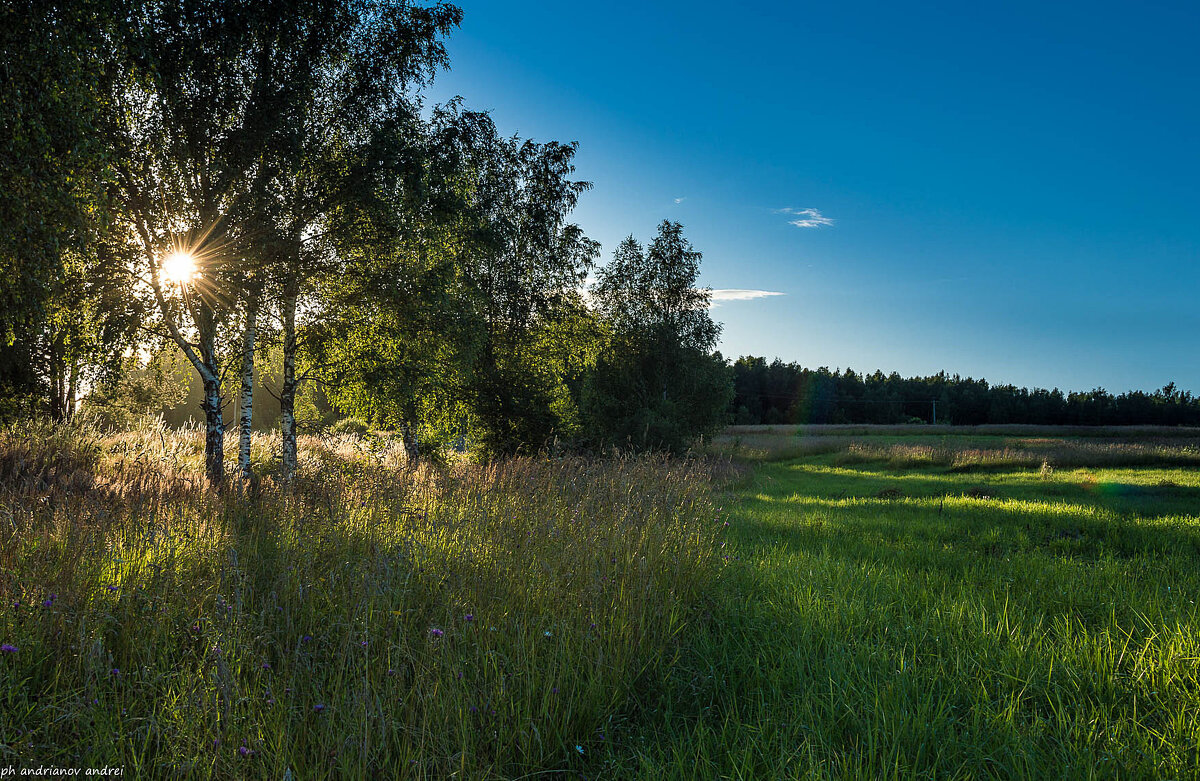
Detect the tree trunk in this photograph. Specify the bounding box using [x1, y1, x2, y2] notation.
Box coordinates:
[401, 421, 419, 464]
[49, 336, 66, 421]
[237, 292, 259, 481]
[202, 374, 225, 485]
[280, 286, 298, 481]
[65, 360, 79, 421]
[196, 300, 225, 488]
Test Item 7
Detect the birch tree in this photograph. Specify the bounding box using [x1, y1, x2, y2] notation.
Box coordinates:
[103, 0, 296, 485]
[243, 1, 460, 479]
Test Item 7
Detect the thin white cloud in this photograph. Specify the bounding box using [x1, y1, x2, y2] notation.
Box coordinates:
[709, 288, 786, 304]
[775, 206, 834, 228]
[674, 197, 686, 204]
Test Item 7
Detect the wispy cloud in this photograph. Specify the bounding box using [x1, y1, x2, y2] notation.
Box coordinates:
[709, 288, 786, 305]
[774, 207, 834, 228]
[674, 197, 686, 204]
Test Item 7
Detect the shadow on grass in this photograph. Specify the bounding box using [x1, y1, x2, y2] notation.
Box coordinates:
[728, 466, 1200, 569]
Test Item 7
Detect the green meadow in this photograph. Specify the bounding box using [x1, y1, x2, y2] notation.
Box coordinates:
[3, 423, 1200, 778]
[628, 427, 1200, 779]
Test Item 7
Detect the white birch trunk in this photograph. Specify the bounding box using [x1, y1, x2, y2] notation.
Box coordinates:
[237, 293, 259, 481]
[280, 287, 298, 481]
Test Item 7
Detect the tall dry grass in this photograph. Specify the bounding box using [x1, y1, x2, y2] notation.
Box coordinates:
[0, 420, 724, 778]
[707, 424, 1200, 470]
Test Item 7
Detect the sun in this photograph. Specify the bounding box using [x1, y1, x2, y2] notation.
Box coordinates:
[161, 250, 197, 284]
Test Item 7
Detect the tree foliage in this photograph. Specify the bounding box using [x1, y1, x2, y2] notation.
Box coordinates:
[583, 221, 732, 452]
[729, 360, 1200, 427]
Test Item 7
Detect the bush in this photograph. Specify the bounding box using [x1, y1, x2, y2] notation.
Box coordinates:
[330, 416, 370, 436]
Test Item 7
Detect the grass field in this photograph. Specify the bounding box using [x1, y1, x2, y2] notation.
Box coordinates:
[3, 422, 1200, 778]
[630, 428, 1200, 778]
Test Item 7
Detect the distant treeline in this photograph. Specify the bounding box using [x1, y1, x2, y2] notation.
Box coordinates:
[730, 357, 1200, 427]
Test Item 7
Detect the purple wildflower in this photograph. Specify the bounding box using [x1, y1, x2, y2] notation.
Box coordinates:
[313, 704, 326, 713]
[551, 687, 558, 694]
[360, 640, 368, 647]
[110, 668, 119, 677]
[238, 746, 252, 758]
[301, 635, 312, 643]
[1, 643, 17, 653]
[429, 628, 444, 639]
[464, 614, 474, 622]
[261, 662, 271, 670]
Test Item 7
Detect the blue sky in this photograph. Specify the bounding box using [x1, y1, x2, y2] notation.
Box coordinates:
[427, 1, 1199, 394]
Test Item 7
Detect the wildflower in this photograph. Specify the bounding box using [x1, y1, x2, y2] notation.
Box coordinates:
[464, 614, 474, 622]
[1, 644, 16, 653]
[360, 640, 368, 648]
[543, 631, 552, 637]
[238, 745, 252, 758]
[469, 706, 478, 713]
[107, 585, 119, 593]
[261, 662, 271, 670]
[110, 668, 120, 677]
[429, 628, 444, 639]
[456, 672, 462, 680]
[575, 745, 584, 754]
[301, 635, 313, 643]
[314, 704, 326, 713]
[551, 687, 558, 694]
[387, 669, 396, 676]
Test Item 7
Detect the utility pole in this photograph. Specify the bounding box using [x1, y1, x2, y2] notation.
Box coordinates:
[931, 399, 937, 425]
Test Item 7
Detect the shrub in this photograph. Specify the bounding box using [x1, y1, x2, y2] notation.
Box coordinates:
[329, 416, 371, 436]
